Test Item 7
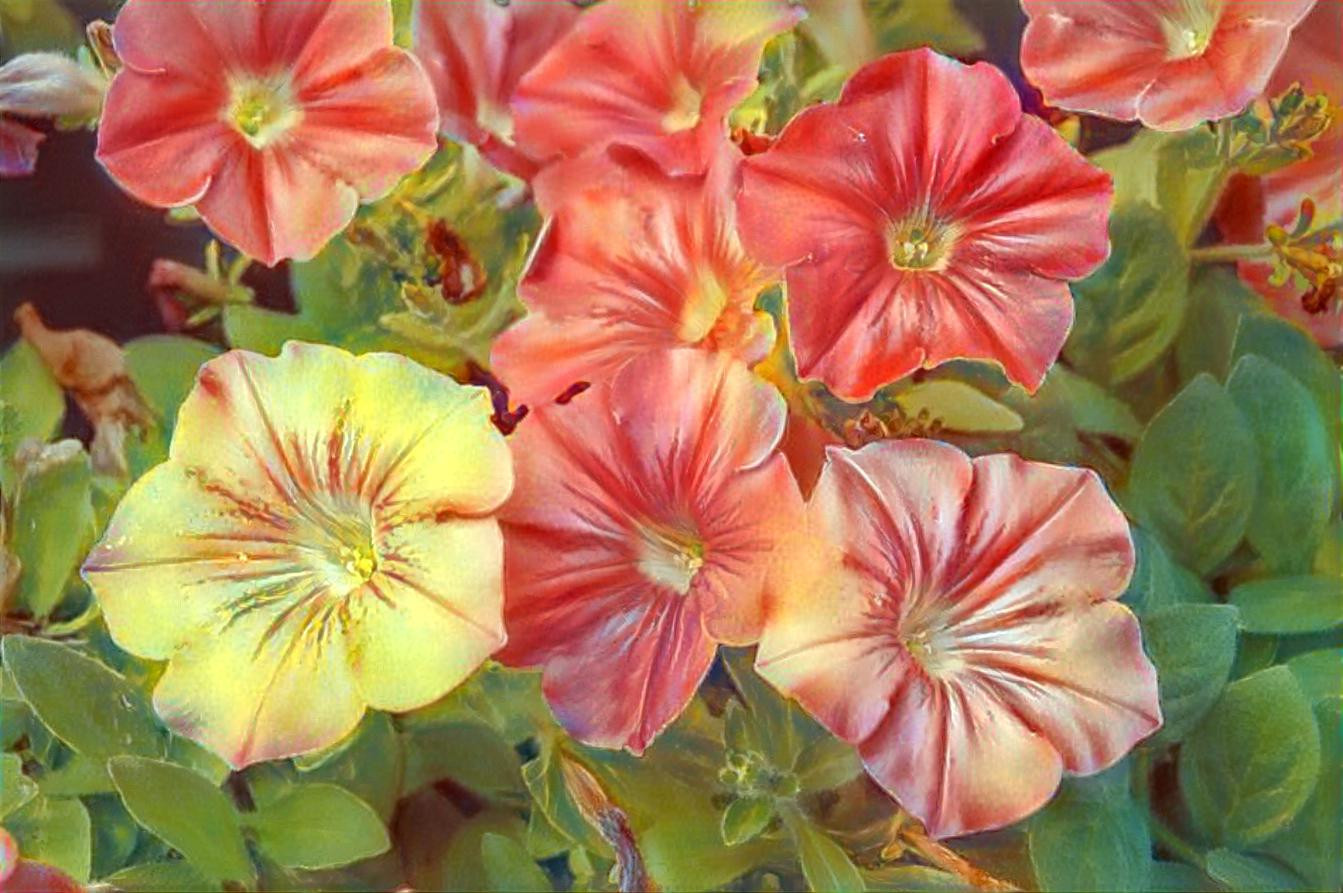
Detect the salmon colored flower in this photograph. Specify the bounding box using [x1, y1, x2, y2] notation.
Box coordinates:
[96, 0, 439, 265]
[737, 49, 1112, 402]
[498, 349, 803, 752]
[510, 0, 801, 175]
[82, 342, 512, 767]
[413, 0, 581, 179]
[491, 145, 776, 407]
[1020, 0, 1316, 131]
[1237, 0, 1343, 347]
[756, 440, 1160, 839]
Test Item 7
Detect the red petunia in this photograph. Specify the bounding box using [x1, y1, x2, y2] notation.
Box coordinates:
[498, 349, 803, 753]
[413, 0, 581, 179]
[491, 144, 776, 407]
[737, 49, 1112, 402]
[1020, 0, 1316, 131]
[96, 0, 439, 265]
[510, 0, 801, 175]
[756, 440, 1161, 839]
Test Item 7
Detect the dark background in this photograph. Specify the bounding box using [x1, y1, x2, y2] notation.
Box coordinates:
[0, 0, 1027, 347]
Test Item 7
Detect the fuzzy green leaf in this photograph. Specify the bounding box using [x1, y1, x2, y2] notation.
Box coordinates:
[245, 783, 390, 870]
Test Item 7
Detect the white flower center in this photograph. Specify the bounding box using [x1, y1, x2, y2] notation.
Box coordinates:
[227, 75, 301, 149]
[637, 527, 706, 595]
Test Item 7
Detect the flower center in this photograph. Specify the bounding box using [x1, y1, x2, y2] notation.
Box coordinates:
[1162, 0, 1218, 59]
[887, 216, 956, 272]
[679, 271, 730, 344]
[662, 77, 703, 133]
[227, 77, 301, 148]
[339, 543, 378, 583]
[637, 527, 706, 595]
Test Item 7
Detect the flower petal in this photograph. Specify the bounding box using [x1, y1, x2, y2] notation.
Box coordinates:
[111, 0, 261, 79]
[349, 518, 505, 712]
[260, 0, 396, 89]
[153, 595, 365, 767]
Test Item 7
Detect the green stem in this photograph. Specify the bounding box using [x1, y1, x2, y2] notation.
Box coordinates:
[1188, 242, 1274, 264]
[1134, 749, 1206, 870]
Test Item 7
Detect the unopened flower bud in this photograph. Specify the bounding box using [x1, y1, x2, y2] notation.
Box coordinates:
[0, 52, 103, 122]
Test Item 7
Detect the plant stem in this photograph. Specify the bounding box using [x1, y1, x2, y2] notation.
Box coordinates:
[1188, 242, 1274, 264]
[884, 814, 1019, 892]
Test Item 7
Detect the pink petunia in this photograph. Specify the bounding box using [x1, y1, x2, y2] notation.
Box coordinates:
[96, 0, 439, 266]
[413, 0, 581, 179]
[1237, 0, 1343, 347]
[498, 349, 803, 753]
[1020, 0, 1316, 131]
[737, 49, 1112, 402]
[491, 144, 776, 407]
[510, 0, 801, 176]
[756, 440, 1161, 839]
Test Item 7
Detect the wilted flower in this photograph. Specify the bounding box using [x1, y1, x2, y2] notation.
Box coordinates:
[498, 349, 803, 753]
[1020, 0, 1315, 131]
[756, 439, 1160, 839]
[95, 0, 439, 266]
[83, 342, 512, 766]
[510, 0, 801, 175]
[491, 144, 776, 406]
[413, 0, 581, 179]
[0, 51, 103, 177]
[737, 49, 1112, 402]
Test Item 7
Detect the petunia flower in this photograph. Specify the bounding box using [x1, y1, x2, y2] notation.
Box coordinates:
[95, 0, 439, 266]
[413, 0, 581, 179]
[1019, 0, 1316, 131]
[498, 349, 803, 753]
[756, 439, 1160, 839]
[736, 49, 1112, 403]
[1236, 0, 1343, 347]
[491, 144, 777, 407]
[82, 342, 512, 767]
[510, 0, 802, 176]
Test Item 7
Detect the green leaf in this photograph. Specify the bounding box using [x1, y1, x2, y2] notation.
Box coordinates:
[1180, 666, 1321, 846]
[721, 795, 775, 846]
[1147, 860, 1215, 892]
[862, 864, 975, 892]
[245, 783, 390, 870]
[37, 753, 117, 797]
[122, 336, 220, 436]
[402, 722, 523, 799]
[1028, 778, 1152, 892]
[166, 734, 231, 786]
[0, 339, 63, 450]
[1226, 356, 1334, 571]
[87, 793, 141, 878]
[1175, 268, 1262, 385]
[9, 442, 95, 618]
[781, 805, 865, 893]
[870, 0, 983, 55]
[1094, 129, 1225, 245]
[1230, 576, 1343, 635]
[479, 832, 553, 892]
[1143, 604, 1239, 744]
[221, 305, 325, 356]
[108, 755, 253, 886]
[892, 380, 1023, 433]
[1, 752, 37, 817]
[795, 734, 862, 792]
[520, 740, 608, 856]
[6, 794, 91, 882]
[1204, 849, 1307, 892]
[100, 860, 216, 892]
[1285, 649, 1341, 705]
[297, 712, 402, 822]
[1259, 701, 1342, 891]
[1126, 374, 1258, 573]
[1121, 527, 1215, 617]
[1231, 312, 1341, 435]
[1065, 203, 1190, 386]
[1, 636, 164, 763]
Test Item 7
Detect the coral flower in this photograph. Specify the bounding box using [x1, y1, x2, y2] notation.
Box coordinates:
[96, 0, 439, 266]
[1237, 0, 1343, 347]
[413, 0, 580, 179]
[491, 145, 776, 407]
[756, 440, 1160, 839]
[510, 0, 801, 175]
[1020, 0, 1316, 131]
[498, 349, 803, 753]
[82, 342, 512, 767]
[737, 49, 1112, 402]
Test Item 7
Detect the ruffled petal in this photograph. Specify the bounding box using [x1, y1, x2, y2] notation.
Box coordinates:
[288, 47, 439, 200]
[260, 0, 395, 90]
[111, 0, 261, 80]
[349, 518, 506, 712]
[152, 595, 365, 767]
[95, 70, 233, 207]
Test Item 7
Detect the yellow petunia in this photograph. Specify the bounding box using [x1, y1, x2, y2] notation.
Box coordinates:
[83, 342, 512, 767]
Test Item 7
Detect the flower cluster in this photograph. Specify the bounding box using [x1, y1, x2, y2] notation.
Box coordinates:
[14, 0, 1326, 872]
